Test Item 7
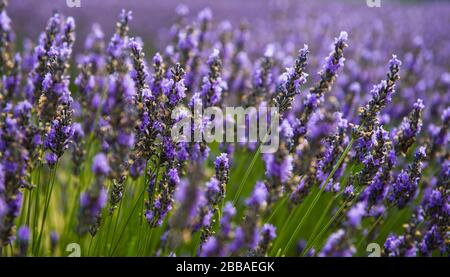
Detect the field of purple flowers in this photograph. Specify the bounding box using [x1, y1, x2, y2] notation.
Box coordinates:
[0, 0, 449, 257]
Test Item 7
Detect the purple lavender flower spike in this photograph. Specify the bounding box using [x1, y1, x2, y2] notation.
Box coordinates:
[228, 181, 269, 256]
[318, 229, 355, 257]
[199, 201, 236, 257]
[246, 181, 268, 210]
[201, 49, 227, 106]
[255, 224, 277, 256]
[394, 98, 424, 155]
[388, 147, 426, 209]
[359, 55, 401, 132]
[77, 153, 110, 236]
[273, 45, 309, 115]
[214, 153, 229, 199]
[28, 12, 61, 105]
[384, 234, 403, 256]
[0, 100, 33, 245]
[419, 225, 444, 256]
[146, 168, 180, 228]
[346, 202, 366, 228]
[37, 16, 76, 167]
[428, 106, 449, 158]
[71, 123, 85, 175]
[0, 0, 13, 75]
[293, 32, 348, 143]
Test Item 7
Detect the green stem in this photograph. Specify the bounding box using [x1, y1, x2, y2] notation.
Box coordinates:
[26, 186, 33, 227]
[283, 137, 354, 255]
[31, 162, 43, 252]
[232, 144, 262, 205]
[270, 202, 301, 255]
[301, 194, 338, 255]
[136, 161, 150, 255]
[35, 163, 58, 255]
[144, 228, 154, 256]
[108, 196, 123, 254]
[110, 187, 147, 256]
[265, 196, 288, 224]
[88, 236, 94, 256]
[302, 201, 348, 256]
[101, 214, 113, 255]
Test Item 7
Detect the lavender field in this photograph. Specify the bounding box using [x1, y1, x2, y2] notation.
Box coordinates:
[0, 0, 449, 257]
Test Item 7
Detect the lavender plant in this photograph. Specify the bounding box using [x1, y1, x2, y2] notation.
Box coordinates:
[0, 0, 448, 257]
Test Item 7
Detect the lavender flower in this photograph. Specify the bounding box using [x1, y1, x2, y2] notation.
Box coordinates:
[106, 9, 132, 74]
[38, 17, 76, 166]
[353, 126, 391, 189]
[214, 153, 230, 187]
[428, 107, 449, 158]
[229, 181, 268, 256]
[0, 103, 32, 246]
[129, 37, 150, 107]
[194, 153, 229, 244]
[358, 55, 401, 132]
[100, 11, 139, 215]
[245, 181, 269, 210]
[315, 113, 349, 187]
[394, 99, 424, 155]
[388, 147, 426, 209]
[419, 225, 444, 256]
[201, 49, 227, 106]
[146, 168, 180, 227]
[75, 23, 106, 134]
[294, 32, 348, 140]
[195, 178, 219, 245]
[70, 123, 85, 174]
[361, 149, 395, 209]
[92, 153, 111, 175]
[128, 37, 152, 178]
[16, 225, 30, 256]
[1, 53, 21, 105]
[0, 0, 13, 75]
[384, 233, 417, 257]
[384, 234, 403, 257]
[263, 119, 294, 204]
[255, 224, 276, 256]
[44, 115, 74, 167]
[28, 12, 61, 104]
[77, 153, 109, 236]
[244, 45, 274, 106]
[346, 202, 366, 228]
[169, 178, 203, 245]
[200, 202, 236, 257]
[50, 231, 58, 253]
[273, 45, 309, 114]
[318, 229, 355, 257]
[418, 159, 449, 256]
[389, 171, 417, 209]
[184, 8, 213, 90]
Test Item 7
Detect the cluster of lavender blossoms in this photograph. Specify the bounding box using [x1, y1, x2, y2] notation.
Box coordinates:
[0, 0, 448, 257]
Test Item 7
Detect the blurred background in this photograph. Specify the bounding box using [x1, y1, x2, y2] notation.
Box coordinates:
[7, 0, 450, 63]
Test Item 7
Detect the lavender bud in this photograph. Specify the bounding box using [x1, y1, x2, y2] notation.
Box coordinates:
[319, 229, 355, 257]
[273, 45, 309, 114]
[394, 99, 424, 155]
[255, 224, 276, 256]
[16, 225, 30, 256]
